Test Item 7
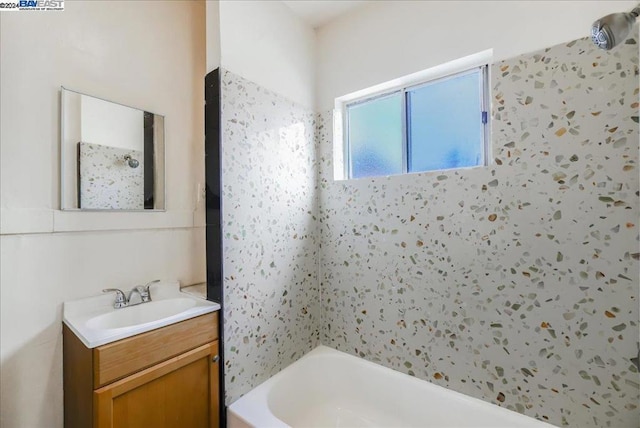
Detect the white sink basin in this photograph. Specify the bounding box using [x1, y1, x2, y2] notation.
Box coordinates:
[86, 297, 197, 331]
[63, 280, 220, 348]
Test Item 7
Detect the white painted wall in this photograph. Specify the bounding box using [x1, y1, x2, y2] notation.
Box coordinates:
[0, 1, 206, 427]
[80, 94, 144, 152]
[316, 0, 638, 110]
[207, 0, 221, 73]
[219, 0, 316, 109]
[0, 0, 205, 232]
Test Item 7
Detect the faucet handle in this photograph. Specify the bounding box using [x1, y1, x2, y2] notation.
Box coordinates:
[140, 279, 160, 301]
[103, 288, 128, 308]
[133, 285, 151, 302]
[133, 280, 159, 302]
[143, 279, 160, 290]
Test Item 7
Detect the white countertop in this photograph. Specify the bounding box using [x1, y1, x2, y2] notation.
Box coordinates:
[63, 280, 220, 348]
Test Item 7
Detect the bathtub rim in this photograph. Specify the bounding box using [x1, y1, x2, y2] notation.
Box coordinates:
[227, 345, 556, 428]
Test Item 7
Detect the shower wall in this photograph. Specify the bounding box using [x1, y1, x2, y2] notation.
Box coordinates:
[78, 143, 144, 209]
[221, 69, 320, 403]
[318, 35, 639, 428]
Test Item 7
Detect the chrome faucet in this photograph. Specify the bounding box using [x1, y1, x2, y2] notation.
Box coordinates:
[127, 287, 147, 306]
[133, 285, 151, 302]
[103, 280, 160, 309]
[102, 288, 128, 309]
[138, 279, 160, 302]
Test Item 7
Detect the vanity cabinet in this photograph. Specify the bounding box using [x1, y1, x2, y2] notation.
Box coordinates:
[64, 312, 219, 428]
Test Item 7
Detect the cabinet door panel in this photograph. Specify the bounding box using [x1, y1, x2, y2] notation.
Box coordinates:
[95, 341, 219, 428]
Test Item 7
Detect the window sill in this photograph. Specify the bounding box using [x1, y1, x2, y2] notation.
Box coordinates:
[332, 163, 490, 183]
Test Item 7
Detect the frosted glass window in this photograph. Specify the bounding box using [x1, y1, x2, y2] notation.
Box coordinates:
[347, 93, 403, 179]
[408, 71, 484, 172]
[344, 66, 488, 180]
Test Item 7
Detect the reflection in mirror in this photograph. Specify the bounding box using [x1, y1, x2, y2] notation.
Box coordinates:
[60, 87, 165, 210]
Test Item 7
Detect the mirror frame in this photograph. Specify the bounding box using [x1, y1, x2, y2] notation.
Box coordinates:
[60, 86, 166, 212]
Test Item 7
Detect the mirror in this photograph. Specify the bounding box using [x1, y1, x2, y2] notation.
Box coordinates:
[60, 87, 165, 210]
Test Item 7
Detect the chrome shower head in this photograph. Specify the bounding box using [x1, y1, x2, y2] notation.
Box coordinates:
[591, 4, 640, 50]
[124, 154, 139, 168]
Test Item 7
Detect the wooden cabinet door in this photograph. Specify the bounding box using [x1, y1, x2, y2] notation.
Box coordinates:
[94, 341, 219, 428]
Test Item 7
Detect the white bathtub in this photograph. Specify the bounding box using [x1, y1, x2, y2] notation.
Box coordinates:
[228, 346, 555, 428]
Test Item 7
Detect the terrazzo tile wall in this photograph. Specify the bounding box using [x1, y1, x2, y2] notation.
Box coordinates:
[220, 69, 320, 404]
[318, 35, 639, 427]
[78, 142, 144, 209]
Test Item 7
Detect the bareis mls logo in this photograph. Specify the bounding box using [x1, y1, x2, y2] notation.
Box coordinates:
[0, 0, 64, 11]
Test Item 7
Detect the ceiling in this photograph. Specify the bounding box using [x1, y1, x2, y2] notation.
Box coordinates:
[281, 1, 371, 28]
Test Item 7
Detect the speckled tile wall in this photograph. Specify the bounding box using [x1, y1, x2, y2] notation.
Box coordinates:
[318, 36, 639, 427]
[78, 142, 144, 209]
[220, 69, 320, 404]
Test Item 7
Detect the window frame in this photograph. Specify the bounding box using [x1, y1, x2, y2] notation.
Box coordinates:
[333, 50, 492, 181]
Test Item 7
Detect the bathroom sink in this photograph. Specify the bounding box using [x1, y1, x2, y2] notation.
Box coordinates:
[63, 280, 220, 348]
[86, 297, 197, 330]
